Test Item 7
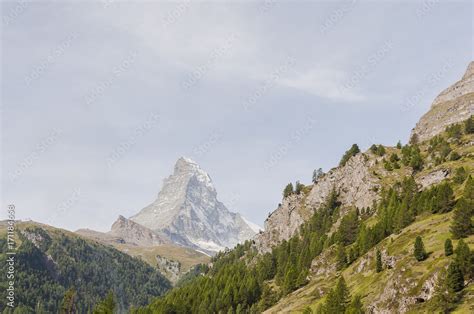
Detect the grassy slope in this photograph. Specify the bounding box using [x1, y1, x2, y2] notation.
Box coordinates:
[266, 132, 474, 313]
[266, 212, 474, 313]
[114, 243, 210, 273]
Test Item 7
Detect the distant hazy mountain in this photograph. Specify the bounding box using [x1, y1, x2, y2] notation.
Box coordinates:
[130, 157, 259, 254]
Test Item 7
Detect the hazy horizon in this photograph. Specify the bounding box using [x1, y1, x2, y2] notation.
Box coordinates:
[1, 1, 472, 232]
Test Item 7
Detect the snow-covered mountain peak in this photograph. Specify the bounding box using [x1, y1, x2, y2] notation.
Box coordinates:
[129, 158, 257, 254]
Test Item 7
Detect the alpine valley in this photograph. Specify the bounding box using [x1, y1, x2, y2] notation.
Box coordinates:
[1, 62, 474, 314]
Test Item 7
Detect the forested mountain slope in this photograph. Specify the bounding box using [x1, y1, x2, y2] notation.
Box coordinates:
[0, 222, 171, 313]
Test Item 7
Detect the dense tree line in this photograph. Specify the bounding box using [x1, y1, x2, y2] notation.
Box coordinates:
[0, 227, 171, 313]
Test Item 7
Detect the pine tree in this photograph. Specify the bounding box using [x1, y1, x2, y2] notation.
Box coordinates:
[451, 198, 473, 238]
[446, 262, 464, 293]
[409, 147, 423, 172]
[334, 277, 350, 312]
[453, 167, 468, 185]
[295, 181, 304, 195]
[444, 239, 453, 256]
[465, 115, 474, 134]
[376, 249, 383, 273]
[454, 239, 472, 279]
[432, 183, 455, 213]
[396, 141, 402, 149]
[432, 268, 456, 312]
[60, 288, 77, 314]
[283, 183, 294, 198]
[414, 236, 427, 261]
[340, 144, 361, 167]
[93, 291, 116, 314]
[336, 244, 347, 270]
[346, 295, 365, 314]
[283, 265, 297, 294]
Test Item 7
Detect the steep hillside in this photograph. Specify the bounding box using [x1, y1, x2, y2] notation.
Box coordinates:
[133, 62, 474, 314]
[411, 61, 474, 142]
[76, 224, 210, 284]
[0, 222, 171, 313]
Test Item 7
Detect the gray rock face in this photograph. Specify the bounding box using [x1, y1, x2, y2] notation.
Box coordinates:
[130, 157, 258, 254]
[108, 215, 168, 246]
[255, 153, 380, 252]
[411, 61, 474, 143]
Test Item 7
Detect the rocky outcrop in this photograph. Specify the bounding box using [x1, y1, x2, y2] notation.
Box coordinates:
[411, 61, 474, 143]
[108, 215, 169, 246]
[254, 194, 308, 253]
[305, 153, 380, 210]
[255, 153, 380, 252]
[156, 255, 181, 284]
[130, 157, 257, 254]
[416, 168, 450, 189]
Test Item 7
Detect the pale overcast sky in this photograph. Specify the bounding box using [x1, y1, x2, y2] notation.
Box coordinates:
[1, 1, 472, 232]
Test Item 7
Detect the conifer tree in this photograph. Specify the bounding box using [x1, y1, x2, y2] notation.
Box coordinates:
[409, 147, 423, 172]
[454, 239, 472, 280]
[334, 277, 350, 312]
[61, 289, 77, 314]
[283, 183, 294, 198]
[446, 262, 464, 293]
[414, 236, 427, 261]
[444, 238, 453, 256]
[346, 295, 365, 314]
[93, 291, 116, 314]
[340, 144, 361, 167]
[432, 268, 456, 312]
[465, 115, 474, 134]
[376, 249, 383, 273]
[336, 244, 347, 270]
[451, 198, 473, 238]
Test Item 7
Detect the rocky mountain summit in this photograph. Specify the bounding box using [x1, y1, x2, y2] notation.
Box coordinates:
[411, 61, 474, 142]
[108, 215, 169, 246]
[130, 157, 258, 254]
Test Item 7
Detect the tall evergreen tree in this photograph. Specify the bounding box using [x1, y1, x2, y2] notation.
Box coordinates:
[60, 289, 77, 314]
[93, 291, 116, 314]
[336, 244, 347, 271]
[375, 249, 383, 273]
[414, 236, 427, 261]
[454, 239, 472, 280]
[465, 115, 474, 134]
[451, 198, 473, 238]
[346, 295, 365, 314]
[446, 262, 464, 293]
[340, 144, 361, 167]
[283, 183, 294, 198]
[444, 239, 453, 257]
[432, 268, 456, 312]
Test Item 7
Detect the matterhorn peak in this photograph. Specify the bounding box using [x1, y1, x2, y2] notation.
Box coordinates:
[129, 157, 257, 254]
